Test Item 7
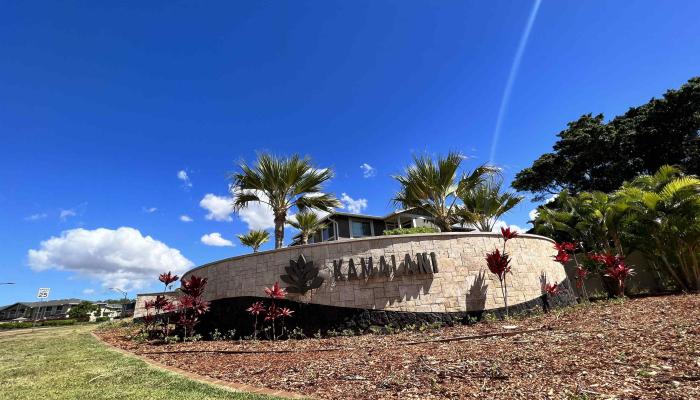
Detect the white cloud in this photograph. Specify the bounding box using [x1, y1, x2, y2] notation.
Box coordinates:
[492, 220, 527, 234]
[360, 163, 376, 178]
[179, 215, 193, 222]
[59, 209, 77, 221]
[528, 209, 539, 221]
[199, 194, 234, 222]
[200, 232, 234, 247]
[177, 170, 192, 188]
[143, 207, 158, 213]
[27, 227, 193, 291]
[25, 213, 48, 221]
[232, 190, 276, 230]
[83, 288, 95, 295]
[339, 193, 368, 214]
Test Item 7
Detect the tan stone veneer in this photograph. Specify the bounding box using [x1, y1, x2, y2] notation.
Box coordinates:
[174, 232, 566, 314]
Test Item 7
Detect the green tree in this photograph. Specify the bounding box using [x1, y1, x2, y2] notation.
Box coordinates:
[513, 77, 700, 199]
[392, 152, 496, 232]
[237, 230, 270, 253]
[287, 211, 327, 245]
[68, 301, 98, 322]
[457, 177, 523, 232]
[231, 153, 341, 249]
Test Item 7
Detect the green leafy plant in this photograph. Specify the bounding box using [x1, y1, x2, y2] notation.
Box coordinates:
[287, 211, 327, 245]
[382, 226, 439, 236]
[68, 301, 99, 322]
[392, 152, 497, 232]
[237, 230, 270, 253]
[457, 177, 523, 232]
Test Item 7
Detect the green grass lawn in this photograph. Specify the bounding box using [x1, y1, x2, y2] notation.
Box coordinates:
[0, 325, 277, 400]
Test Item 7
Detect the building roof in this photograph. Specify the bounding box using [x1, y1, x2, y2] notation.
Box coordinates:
[1, 298, 84, 309]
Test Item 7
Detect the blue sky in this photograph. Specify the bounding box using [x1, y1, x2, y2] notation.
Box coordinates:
[2, 1, 699, 304]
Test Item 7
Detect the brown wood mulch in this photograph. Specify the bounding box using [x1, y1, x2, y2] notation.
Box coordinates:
[96, 294, 700, 399]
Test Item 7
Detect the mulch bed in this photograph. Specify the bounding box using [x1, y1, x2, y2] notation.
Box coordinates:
[97, 295, 700, 399]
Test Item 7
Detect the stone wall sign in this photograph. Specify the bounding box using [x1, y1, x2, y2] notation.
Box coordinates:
[332, 252, 438, 281]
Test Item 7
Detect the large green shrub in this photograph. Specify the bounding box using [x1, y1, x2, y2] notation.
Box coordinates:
[382, 227, 439, 236]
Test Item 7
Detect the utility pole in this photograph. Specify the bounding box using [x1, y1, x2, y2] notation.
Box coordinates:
[109, 287, 128, 318]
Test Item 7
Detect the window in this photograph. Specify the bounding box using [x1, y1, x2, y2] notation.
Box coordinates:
[351, 220, 372, 237]
[321, 226, 331, 241]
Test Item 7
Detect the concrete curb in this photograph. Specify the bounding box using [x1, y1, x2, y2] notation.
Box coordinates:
[90, 331, 308, 399]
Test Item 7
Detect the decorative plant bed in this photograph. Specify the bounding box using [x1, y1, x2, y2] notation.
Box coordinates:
[97, 294, 700, 400]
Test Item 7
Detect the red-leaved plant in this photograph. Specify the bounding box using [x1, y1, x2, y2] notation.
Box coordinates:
[140, 272, 209, 342]
[178, 275, 210, 340]
[246, 301, 265, 340]
[554, 241, 590, 302]
[247, 282, 294, 340]
[156, 271, 179, 336]
[587, 253, 635, 297]
[484, 227, 519, 317]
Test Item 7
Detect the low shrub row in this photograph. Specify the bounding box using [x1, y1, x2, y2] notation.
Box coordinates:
[382, 226, 439, 236]
[0, 319, 77, 330]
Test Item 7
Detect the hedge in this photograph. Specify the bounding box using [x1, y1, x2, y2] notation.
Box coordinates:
[0, 319, 77, 330]
[382, 227, 440, 236]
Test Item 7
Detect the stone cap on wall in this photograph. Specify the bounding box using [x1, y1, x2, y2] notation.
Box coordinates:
[183, 231, 555, 277]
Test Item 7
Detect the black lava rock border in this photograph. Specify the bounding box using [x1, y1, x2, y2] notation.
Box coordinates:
[196, 279, 577, 339]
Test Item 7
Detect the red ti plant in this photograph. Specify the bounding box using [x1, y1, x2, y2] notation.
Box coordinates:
[143, 299, 156, 332]
[177, 275, 209, 340]
[157, 272, 179, 337]
[540, 281, 561, 313]
[604, 262, 635, 297]
[587, 253, 635, 297]
[247, 281, 294, 340]
[485, 227, 519, 317]
[159, 271, 179, 290]
[543, 282, 560, 297]
[263, 281, 287, 340]
[246, 301, 265, 340]
[554, 241, 590, 301]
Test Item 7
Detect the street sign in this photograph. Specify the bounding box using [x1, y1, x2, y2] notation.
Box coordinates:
[37, 288, 50, 299]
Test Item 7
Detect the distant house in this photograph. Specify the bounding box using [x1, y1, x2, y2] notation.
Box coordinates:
[0, 299, 82, 321]
[89, 302, 121, 321]
[290, 208, 471, 245]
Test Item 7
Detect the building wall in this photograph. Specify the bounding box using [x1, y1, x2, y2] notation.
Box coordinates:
[134, 292, 180, 319]
[176, 232, 567, 314]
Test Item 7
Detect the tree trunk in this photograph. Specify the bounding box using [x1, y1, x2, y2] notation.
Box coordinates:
[301, 235, 308, 245]
[274, 214, 286, 249]
[438, 217, 452, 232]
[612, 231, 625, 257]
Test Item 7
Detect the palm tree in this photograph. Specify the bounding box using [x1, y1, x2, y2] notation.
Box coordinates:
[287, 211, 327, 245]
[458, 178, 523, 232]
[237, 230, 270, 253]
[392, 152, 496, 232]
[231, 153, 341, 249]
[616, 165, 700, 291]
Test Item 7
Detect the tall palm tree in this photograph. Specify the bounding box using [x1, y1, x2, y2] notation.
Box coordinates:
[231, 153, 341, 249]
[237, 230, 270, 253]
[458, 178, 524, 232]
[287, 211, 327, 245]
[392, 152, 496, 232]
